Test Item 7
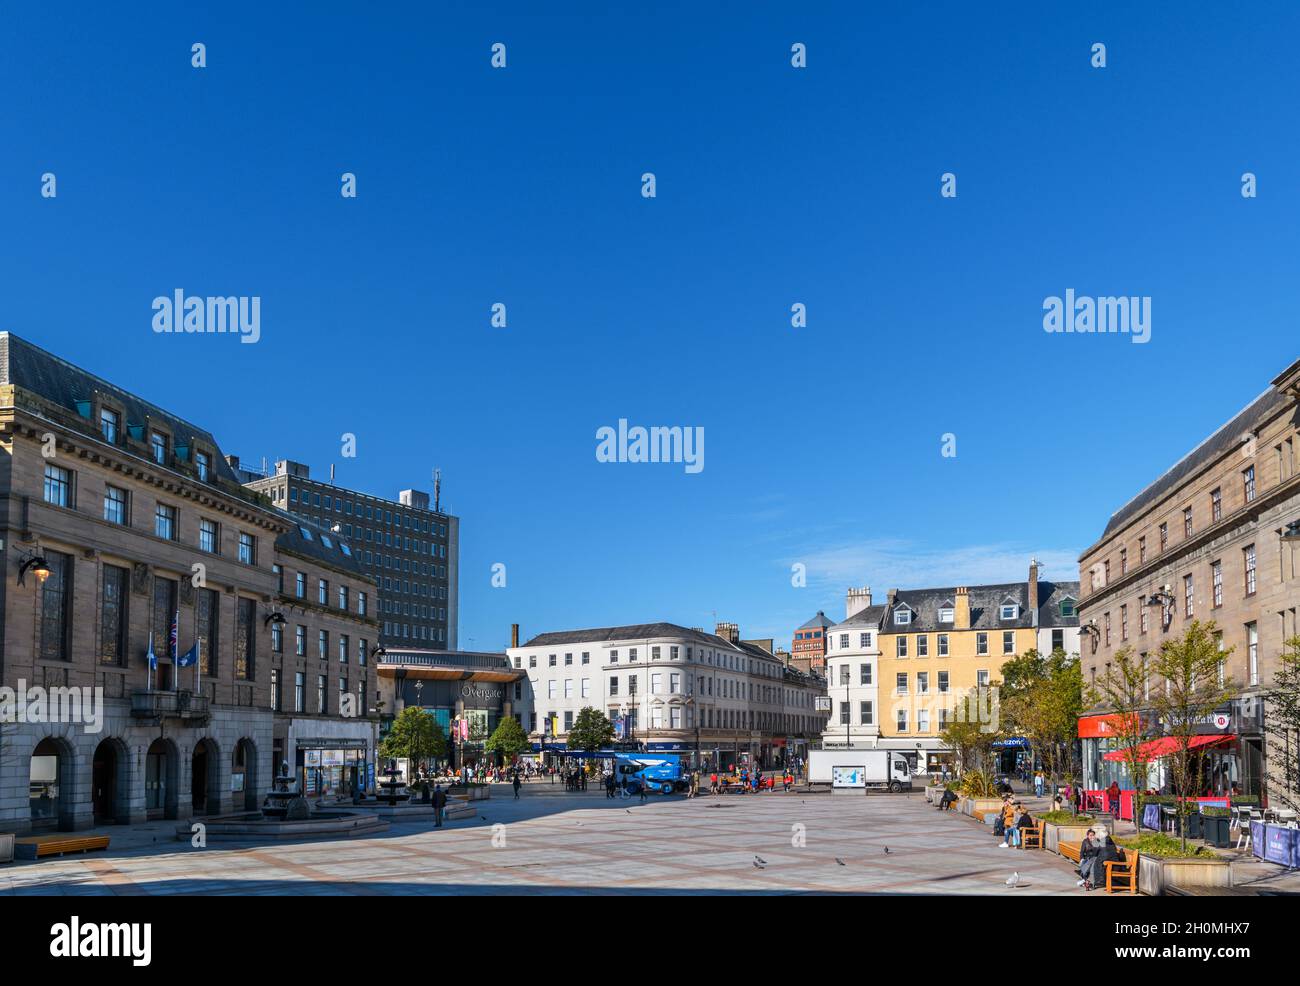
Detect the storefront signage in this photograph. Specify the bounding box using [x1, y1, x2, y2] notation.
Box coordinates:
[296, 738, 369, 750]
[461, 683, 503, 702]
[1078, 714, 1137, 738]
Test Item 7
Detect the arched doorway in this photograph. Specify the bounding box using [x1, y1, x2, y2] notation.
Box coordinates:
[91, 738, 128, 825]
[145, 738, 179, 820]
[191, 738, 219, 815]
[29, 737, 74, 831]
[234, 738, 258, 811]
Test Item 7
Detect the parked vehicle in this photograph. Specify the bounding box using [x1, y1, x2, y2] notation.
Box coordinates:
[614, 753, 686, 794]
[807, 750, 913, 792]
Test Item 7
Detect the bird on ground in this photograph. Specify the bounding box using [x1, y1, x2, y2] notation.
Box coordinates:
[835, 858, 846, 866]
[1006, 872, 1020, 889]
[755, 855, 767, 864]
[753, 861, 766, 869]
[883, 847, 890, 855]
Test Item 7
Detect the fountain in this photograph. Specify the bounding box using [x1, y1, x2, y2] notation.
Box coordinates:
[262, 761, 310, 820]
[376, 758, 412, 806]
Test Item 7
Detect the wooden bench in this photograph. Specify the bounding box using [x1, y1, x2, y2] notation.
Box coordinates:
[14, 834, 110, 860]
[1020, 821, 1044, 850]
[1105, 848, 1137, 894]
[1059, 840, 1082, 864]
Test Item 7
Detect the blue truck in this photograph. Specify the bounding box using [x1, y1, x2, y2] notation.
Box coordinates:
[614, 752, 686, 795]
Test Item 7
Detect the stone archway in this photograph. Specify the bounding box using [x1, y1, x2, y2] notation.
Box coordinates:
[191, 737, 221, 816]
[91, 737, 131, 825]
[145, 737, 180, 820]
[29, 736, 76, 831]
[233, 738, 258, 811]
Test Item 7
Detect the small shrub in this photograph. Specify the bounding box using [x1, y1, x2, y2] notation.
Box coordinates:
[1117, 834, 1218, 859]
[1200, 806, 1231, 818]
[1037, 811, 1094, 825]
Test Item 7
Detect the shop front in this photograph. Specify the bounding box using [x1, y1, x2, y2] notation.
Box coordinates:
[282, 718, 377, 800]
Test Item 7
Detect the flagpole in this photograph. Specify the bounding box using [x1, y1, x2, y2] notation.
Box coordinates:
[173, 609, 180, 692]
[196, 638, 201, 694]
[146, 631, 153, 693]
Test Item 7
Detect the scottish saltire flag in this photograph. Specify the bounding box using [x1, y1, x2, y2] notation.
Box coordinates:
[169, 611, 179, 661]
[147, 631, 157, 670]
[177, 641, 199, 668]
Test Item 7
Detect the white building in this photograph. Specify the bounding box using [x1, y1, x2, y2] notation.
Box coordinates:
[506, 621, 828, 769]
[820, 588, 887, 750]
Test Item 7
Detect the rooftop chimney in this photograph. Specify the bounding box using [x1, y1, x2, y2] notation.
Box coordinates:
[886, 588, 898, 607]
[1028, 558, 1040, 626]
[846, 586, 873, 619]
[955, 586, 971, 630]
[511, 623, 520, 648]
[715, 621, 740, 644]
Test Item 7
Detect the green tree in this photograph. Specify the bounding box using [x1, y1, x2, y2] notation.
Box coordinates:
[379, 707, 446, 775]
[1265, 636, 1300, 812]
[1002, 649, 1083, 797]
[485, 716, 530, 764]
[1088, 646, 1154, 828]
[567, 706, 615, 753]
[1150, 620, 1239, 851]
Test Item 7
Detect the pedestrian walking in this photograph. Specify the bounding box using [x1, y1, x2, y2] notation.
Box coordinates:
[432, 784, 447, 828]
[513, 771, 522, 800]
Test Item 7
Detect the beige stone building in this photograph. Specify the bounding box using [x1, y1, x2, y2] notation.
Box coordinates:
[1077, 358, 1300, 799]
[0, 332, 374, 833]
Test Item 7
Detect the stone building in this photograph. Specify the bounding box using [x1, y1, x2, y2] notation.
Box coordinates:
[268, 520, 381, 797]
[1076, 358, 1300, 798]
[0, 332, 291, 832]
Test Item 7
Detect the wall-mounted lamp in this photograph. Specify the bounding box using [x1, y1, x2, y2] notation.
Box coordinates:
[264, 610, 287, 628]
[17, 550, 50, 586]
[1281, 519, 1300, 544]
[1147, 585, 1176, 631]
[1081, 619, 1100, 654]
[371, 645, 387, 660]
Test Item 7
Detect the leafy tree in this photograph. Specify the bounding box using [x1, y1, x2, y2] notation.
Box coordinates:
[1088, 646, 1154, 828]
[567, 706, 615, 753]
[485, 717, 530, 764]
[940, 685, 1001, 777]
[1265, 636, 1300, 812]
[379, 707, 445, 775]
[1149, 621, 1239, 851]
[1002, 649, 1082, 797]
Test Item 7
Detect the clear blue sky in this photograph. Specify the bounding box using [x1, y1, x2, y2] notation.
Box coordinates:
[2, 4, 1296, 649]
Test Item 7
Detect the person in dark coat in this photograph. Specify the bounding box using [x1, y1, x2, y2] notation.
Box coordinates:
[512, 771, 522, 800]
[1076, 829, 1102, 888]
[432, 784, 448, 828]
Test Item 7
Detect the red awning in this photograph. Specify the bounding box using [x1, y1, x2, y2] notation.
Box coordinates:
[1103, 734, 1234, 762]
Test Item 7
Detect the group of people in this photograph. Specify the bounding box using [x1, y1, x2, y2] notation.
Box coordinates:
[992, 794, 1038, 848]
[1074, 828, 1124, 891]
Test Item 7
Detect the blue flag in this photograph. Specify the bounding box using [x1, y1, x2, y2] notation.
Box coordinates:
[177, 641, 199, 668]
[147, 631, 157, 670]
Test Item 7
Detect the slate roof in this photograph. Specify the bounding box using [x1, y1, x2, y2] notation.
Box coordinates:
[880, 580, 1081, 633]
[797, 611, 834, 630]
[830, 604, 888, 629]
[0, 331, 241, 485]
[273, 511, 365, 577]
[1096, 367, 1297, 542]
[521, 622, 747, 653]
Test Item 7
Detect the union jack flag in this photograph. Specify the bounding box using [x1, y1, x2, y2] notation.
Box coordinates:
[169, 611, 179, 662]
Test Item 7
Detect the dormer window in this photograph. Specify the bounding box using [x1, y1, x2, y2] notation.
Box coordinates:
[100, 407, 120, 444]
[895, 608, 911, 626]
[1000, 604, 1018, 620]
[938, 605, 954, 623]
[195, 449, 211, 482]
[149, 430, 168, 465]
[1059, 598, 1076, 619]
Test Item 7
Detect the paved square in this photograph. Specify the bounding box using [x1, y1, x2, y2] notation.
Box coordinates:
[0, 788, 1097, 895]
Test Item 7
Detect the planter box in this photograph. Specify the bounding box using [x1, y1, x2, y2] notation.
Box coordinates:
[1201, 814, 1232, 848]
[962, 797, 1003, 818]
[1044, 821, 1107, 855]
[925, 786, 944, 804]
[1137, 854, 1233, 897]
[449, 784, 491, 801]
[0, 833, 12, 864]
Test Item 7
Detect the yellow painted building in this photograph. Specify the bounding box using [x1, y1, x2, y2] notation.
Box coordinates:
[873, 563, 1078, 772]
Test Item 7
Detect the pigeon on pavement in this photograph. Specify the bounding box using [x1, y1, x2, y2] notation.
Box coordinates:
[835, 858, 846, 866]
[1006, 871, 1020, 889]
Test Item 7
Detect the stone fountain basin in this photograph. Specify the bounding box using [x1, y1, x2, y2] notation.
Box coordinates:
[177, 810, 389, 842]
